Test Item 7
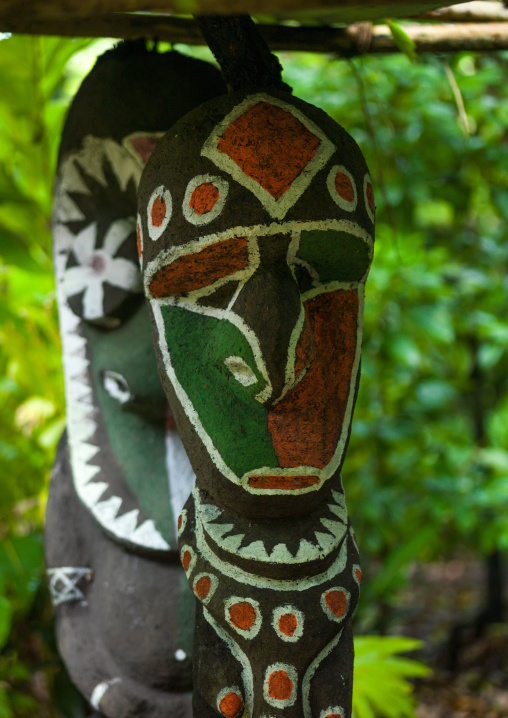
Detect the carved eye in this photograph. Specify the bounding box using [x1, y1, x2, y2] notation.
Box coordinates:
[183, 175, 229, 226]
[327, 165, 357, 212]
[102, 370, 132, 404]
[147, 185, 172, 240]
[363, 173, 375, 222]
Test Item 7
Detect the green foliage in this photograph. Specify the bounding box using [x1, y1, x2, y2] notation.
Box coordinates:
[0, 35, 94, 535]
[0, 34, 100, 717]
[0, 31, 506, 716]
[353, 637, 430, 718]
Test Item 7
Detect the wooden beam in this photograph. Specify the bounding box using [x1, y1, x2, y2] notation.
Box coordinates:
[0, 0, 474, 23]
[421, 1, 508, 23]
[2, 15, 508, 55]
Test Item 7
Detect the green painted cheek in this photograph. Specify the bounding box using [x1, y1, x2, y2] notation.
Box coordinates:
[298, 229, 371, 283]
[88, 307, 176, 546]
[162, 305, 279, 477]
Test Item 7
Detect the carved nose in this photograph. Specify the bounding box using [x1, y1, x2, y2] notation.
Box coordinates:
[230, 263, 305, 407]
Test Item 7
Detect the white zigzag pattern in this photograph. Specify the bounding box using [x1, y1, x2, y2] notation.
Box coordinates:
[54, 157, 169, 551]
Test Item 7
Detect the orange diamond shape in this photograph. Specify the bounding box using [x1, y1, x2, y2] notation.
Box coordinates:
[217, 102, 320, 200]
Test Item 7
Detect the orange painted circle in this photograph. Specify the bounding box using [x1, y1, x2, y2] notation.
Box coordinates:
[229, 602, 256, 630]
[189, 183, 220, 216]
[325, 590, 348, 617]
[136, 223, 142, 258]
[366, 181, 375, 213]
[151, 195, 166, 227]
[194, 575, 212, 599]
[268, 670, 294, 701]
[278, 613, 298, 637]
[335, 171, 355, 202]
[325, 714, 342, 718]
[219, 691, 243, 718]
[177, 515, 182, 531]
[355, 569, 362, 585]
[181, 550, 192, 572]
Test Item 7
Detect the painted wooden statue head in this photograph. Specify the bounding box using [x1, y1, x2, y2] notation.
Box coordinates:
[139, 90, 374, 520]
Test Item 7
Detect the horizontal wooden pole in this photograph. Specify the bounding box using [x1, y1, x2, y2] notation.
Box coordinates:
[420, 1, 508, 23]
[2, 15, 508, 55]
[0, 0, 472, 22]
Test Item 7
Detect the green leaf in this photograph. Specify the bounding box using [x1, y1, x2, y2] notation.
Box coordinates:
[0, 596, 12, 648]
[353, 636, 430, 718]
[386, 21, 417, 62]
[0, 227, 47, 273]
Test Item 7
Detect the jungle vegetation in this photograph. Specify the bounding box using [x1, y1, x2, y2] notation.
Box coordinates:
[0, 32, 506, 718]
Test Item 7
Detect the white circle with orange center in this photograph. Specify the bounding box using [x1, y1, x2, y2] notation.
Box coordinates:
[192, 572, 218, 605]
[319, 706, 345, 718]
[320, 586, 350, 623]
[147, 185, 172, 240]
[224, 596, 262, 639]
[216, 686, 244, 718]
[136, 213, 143, 265]
[352, 563, 362, 590]
[327, 165, 357, 212]
[177, 509, 187, 537]
[271, 605, 304, 643]
[179, 544, 196, 578]
[363, 173, 375, 223]
[182, 174, 229, 226]
[263, 663, 298, 709]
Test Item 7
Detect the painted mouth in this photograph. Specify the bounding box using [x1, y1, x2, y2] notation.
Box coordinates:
[247, 474, 320, 491]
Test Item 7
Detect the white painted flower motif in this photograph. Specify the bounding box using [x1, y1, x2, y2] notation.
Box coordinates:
[64, 218, 141, 323]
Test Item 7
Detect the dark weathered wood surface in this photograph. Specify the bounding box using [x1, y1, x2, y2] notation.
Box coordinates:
[195, 15, 291, 91]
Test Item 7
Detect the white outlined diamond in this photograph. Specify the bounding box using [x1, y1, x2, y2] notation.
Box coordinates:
[201, 93, 335, 220]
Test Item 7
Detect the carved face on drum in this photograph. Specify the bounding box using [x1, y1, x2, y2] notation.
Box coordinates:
[139, 91, 375, 519]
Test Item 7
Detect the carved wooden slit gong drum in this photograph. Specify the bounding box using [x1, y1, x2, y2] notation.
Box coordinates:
[45, 42, 226, 718]
[138, 88, 375, 718]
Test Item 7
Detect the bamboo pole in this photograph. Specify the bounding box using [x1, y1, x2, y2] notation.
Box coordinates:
[420, 1, 508, 23]
[1, 15, 508, 55]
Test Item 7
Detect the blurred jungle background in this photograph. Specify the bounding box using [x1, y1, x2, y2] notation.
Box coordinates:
[0, 28, 506, 718]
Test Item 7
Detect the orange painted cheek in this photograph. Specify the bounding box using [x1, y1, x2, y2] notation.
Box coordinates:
[268, 290, 359, 470]
[148, 237, 249, 298]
